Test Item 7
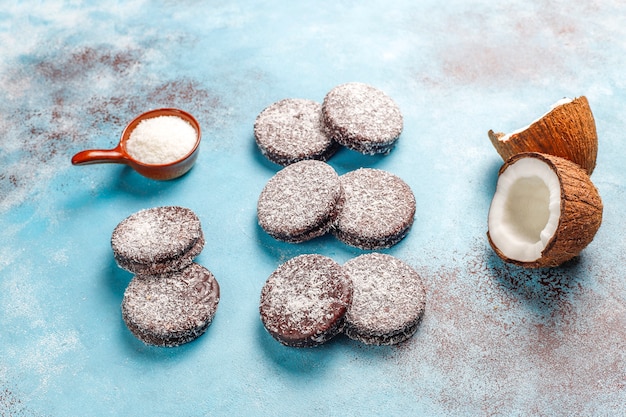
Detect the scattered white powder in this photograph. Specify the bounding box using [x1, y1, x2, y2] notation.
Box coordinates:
[125, 115, 197, 165]
[17, 330, 81, 394]
[2, 263, 44, 326]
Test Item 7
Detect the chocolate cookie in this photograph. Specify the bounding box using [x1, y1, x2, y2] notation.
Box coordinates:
[257, 160, 344, 243]
[121, 263, 220, 347]
[259, 254, 352, 347]
[254, 98, 339, 166]
[332, 168, 415, 249]
[342, 253, 426, 345]
[111, 206, 204, 275]
[322, 82, 403, 155]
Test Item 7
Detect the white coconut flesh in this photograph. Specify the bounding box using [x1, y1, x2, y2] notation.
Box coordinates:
[488, 157, 562, 263]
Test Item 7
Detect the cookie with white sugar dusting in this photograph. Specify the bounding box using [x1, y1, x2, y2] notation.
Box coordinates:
[111, 206, 204, 275]
[254, 98, 339, 166]
[332, 168, 415, 250]
[343, 253, 426, 346]
[122, 263, 220, 347]
[259, 254, 352, 347]
[257, 160, 344, 243]
[322, 82, 403, 155]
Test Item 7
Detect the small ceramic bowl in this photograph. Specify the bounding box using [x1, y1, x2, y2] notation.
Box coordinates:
[71, 108, 201, 181]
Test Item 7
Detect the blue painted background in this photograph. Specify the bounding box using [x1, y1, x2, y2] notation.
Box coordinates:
[1, 1, 625, 415]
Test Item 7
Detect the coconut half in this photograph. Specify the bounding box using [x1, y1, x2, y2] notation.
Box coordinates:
[488, 96, 598, 175]
[487, 152, 602, 268]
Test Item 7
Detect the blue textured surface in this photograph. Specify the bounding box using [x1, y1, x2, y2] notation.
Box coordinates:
[1, 1, 625, 416]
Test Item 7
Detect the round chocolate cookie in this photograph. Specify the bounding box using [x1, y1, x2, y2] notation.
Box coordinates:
[122, 263, 220, 347]
[332, 168, 415, 250]
[257, 160, 344, 243]
[111, 206, 204, 275]
[254, 98, 339, 166]
[259, 254, 352, 347]
[322, 82, 403, 155]
[343, 253, 426, 345]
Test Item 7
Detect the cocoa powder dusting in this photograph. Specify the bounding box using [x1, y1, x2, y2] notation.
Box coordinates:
[35, 46, 141, 83]
[1, 42, 227, 210]
[391, 239, 626, 416]
[0, 385, 40, 417]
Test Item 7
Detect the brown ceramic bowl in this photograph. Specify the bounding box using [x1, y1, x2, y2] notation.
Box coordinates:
[71, 108, 201, 181]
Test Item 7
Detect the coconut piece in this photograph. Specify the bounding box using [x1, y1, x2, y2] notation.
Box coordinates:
[488, 96, 598, 175]
[487, 152, 602, 268]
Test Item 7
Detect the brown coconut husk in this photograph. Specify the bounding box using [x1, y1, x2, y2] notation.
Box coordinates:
[487, 152, 603, 268]
[488, 97, 598, 175]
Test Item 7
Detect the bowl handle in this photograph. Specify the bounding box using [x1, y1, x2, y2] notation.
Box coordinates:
[71, 147, 127, 165]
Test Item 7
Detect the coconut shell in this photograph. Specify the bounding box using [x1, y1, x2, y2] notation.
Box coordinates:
[488, 96, 598, 175]
[487, 152, 603, 268]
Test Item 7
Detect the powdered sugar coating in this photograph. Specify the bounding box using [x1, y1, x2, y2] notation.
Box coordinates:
[121, 263, 220, 347]
[254, 98, 339, 166]
[111, 206, 204, 275]
[333, 168, 416, 249]
[343, 253, 426, 345]
[322, 82, 403, 155]
[257, 160, 344, 243]
[259, 254, 352, 347]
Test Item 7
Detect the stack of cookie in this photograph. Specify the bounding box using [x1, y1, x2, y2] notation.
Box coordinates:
[111, 206, 220, 347]
[259, 253, 426, 347]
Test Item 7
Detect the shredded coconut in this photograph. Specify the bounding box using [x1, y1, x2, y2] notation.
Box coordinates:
[333, 168, 416, 249]
[322, 82, 403, 154]
[111, 206, 204, 275]
[125, 115, 197, 165]
[259, 254, 352, 347]
[257, 160, 344, 243]
[121, 263, 220, 347]
[254, 98, 338, 166]
[343, 253, 426, 345]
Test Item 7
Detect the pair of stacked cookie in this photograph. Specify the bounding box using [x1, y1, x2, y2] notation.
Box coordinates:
[111, 206, 220, 347]
[259, 253, 426, 347]
[254, 82, 403, 166]
[257, 160, 416, 250]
